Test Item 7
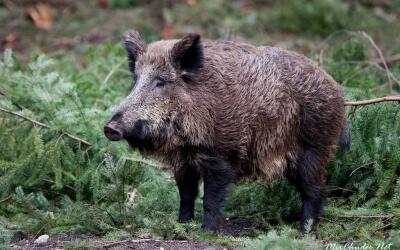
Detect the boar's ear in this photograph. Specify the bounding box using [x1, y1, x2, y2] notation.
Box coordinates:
[122, 30, 146, 73]
[171, 33, 204, 82]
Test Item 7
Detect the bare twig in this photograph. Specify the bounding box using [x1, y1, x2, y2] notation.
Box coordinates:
[0, 195, 12, 203]
[361, 32, 393, 93]
[348, 106, 359, 120]
[365, 58, 400, 87]
[345, 96, 400, 106]
[122, 156, 160, 168]
[43, 177, 77, 192]
[334, 214, 393, 219]
[100, 239, 190, 248]
[0, 107, 51, 128]
[327, 186, 356, 193]
[350, 162, 375, 176]
[0, 107, 91, 146]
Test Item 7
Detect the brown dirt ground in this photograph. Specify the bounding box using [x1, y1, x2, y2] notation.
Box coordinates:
[13, 237, 226, 250]
[10, 217, 267, 249]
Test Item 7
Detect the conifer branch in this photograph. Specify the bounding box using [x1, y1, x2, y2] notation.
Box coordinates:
[0, 107, 91, 146]
[345, 96, 400, 106]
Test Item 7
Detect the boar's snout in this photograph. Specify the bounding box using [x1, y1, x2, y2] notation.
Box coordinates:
[104, 121, 123, 141]
[104, 111, 154, 150]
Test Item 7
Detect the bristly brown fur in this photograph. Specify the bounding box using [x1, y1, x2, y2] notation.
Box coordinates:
[106, 31, 347, 233]
[163, 40, 345, 182]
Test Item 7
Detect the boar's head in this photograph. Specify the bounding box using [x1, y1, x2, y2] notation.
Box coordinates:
[104, 30, 204, 154]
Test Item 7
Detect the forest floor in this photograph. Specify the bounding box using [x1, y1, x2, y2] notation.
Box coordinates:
[11, 217, 267, 249]
[14, 237, 225, 250]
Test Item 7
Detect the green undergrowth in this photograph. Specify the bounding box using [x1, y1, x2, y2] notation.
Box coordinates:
[0, 33, 400, 249]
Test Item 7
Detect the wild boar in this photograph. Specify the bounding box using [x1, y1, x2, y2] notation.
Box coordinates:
[104, 30, 350, 233]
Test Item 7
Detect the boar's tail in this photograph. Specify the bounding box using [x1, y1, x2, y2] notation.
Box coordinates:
[339, 118, 351, 151]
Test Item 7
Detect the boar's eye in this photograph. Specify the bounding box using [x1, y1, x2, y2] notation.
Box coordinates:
[153, 77, 166, 88]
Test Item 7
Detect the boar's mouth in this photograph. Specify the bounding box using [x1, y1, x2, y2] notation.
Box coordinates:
[123, 119, 168, 154]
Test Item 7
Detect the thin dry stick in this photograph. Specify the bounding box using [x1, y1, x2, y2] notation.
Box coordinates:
[348, 106, 359, 121]
[123, 156, 160, 168]
[43, 177, 77, 192]
[327, 186, 356, 193]
[100, 239, 190, 248]
[361, 31, 393, 93]
[0, 195, 12, 203]
[349, 162, 375, 176]
[335, 214, 393, 219]
[365, 60, 400, 87]
[345, 96, 400, 106]
[0, 107, 91, 146]
[0, 107, 51, 128]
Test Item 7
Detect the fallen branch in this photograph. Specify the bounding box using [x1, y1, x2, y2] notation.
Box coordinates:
[345, 96, 400, 106]
[334, 214, 393, 219]
[0, 107, 91, 146]
[99, 239, 190, 248]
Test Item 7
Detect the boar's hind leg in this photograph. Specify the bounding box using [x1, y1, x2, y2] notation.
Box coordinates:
[201, 154, 234, 232]
[176, 167, 200, 223]
[287, 149, 327, 234]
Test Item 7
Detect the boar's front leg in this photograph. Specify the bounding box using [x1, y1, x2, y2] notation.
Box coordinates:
[201, 154, 234, 232]
[176, 166, 200, 223]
